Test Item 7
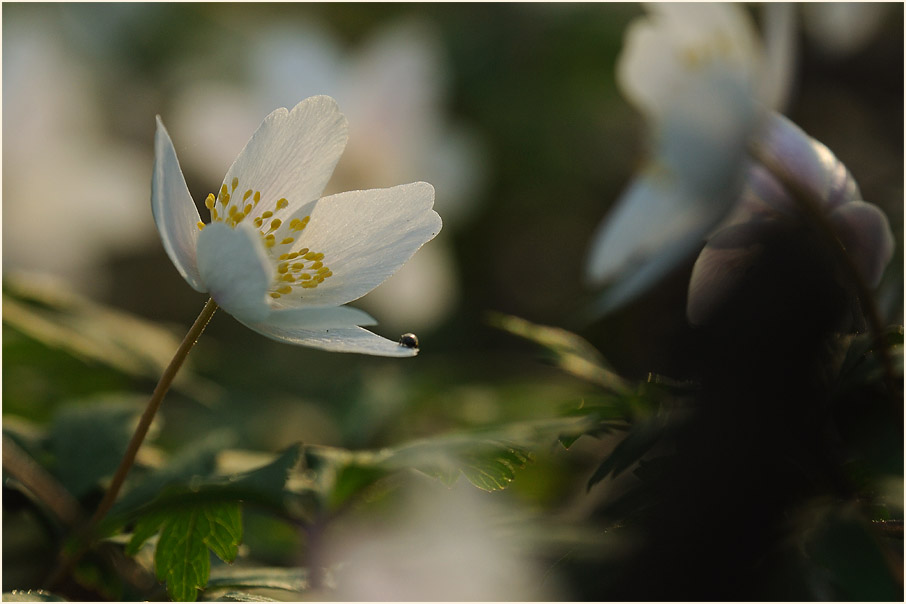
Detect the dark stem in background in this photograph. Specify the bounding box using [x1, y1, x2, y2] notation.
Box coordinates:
[45, 297, 219, 589]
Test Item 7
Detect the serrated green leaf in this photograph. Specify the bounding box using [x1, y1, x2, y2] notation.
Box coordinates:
[153, 503, 242, 602]
[126, 511, 166, 556]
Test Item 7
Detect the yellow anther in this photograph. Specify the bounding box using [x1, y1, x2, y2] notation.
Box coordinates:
[244, 204, 252, 215]
[280, 237, 295, 245]
[276, 198, 288, 210]
[222, 192, 231, 206]
[270, 218, 282, 231]
[280, 274, 295, 282]
[265, 234, 276, 248]
[301, 281, 318, 289]
[228, 206, 238, 217]
[292, 262, 305, 270]
[197, 221, 205, 230]
[253, 191, 261, 204]
[277, 262, 289, 274]
[316, 266, 330, 275]
[290, 216, 310, 231]
[220, 184, 228, 196]
[297, 248, 309, 256]
[254, 217, 263, 228]
[277, 285, 292, 294]
[279, 253, 291, 260]
[304, 251, 319, 261]
[205, 194, 216, 210]
[310, 261, 323, 270]
[211, 208, 219, 221]
[231, 177, 239, 191]
[323, 270, 333, 278]
[261, 211, 273, 219]
[299, 274, 312, 280]
[287, 252, 300, 260]
[243, 189, 252, 201]
[270, 292, 281, 298]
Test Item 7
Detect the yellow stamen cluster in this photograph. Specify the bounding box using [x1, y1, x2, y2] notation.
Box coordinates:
[197, 177, 333, 299]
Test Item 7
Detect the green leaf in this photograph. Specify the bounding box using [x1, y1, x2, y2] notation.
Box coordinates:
[488, 312, 630, 393]
[49, 396, 143, 497]
[2, 274, 188, 385]
[206, 566, 313, 593]
[125, 511, 167, 556]
[587, 412, 667, 490]
[2, 590, 67, 602]
[208, 593, 279, 602]
[153, 503, 243, 602]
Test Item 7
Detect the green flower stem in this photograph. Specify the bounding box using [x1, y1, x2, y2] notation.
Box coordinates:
[750, 143, 900, 413]
[45, 297, 218, 588]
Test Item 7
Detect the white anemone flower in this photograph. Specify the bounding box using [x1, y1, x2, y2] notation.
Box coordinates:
[152, 95, 442, 357]
[586, 3, 793, 313]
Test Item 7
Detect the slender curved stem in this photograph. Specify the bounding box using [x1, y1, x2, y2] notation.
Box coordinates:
[45, 297, 218, 588]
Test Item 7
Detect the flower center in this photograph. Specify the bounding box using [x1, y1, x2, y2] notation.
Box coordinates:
[196, 177, 333, 299]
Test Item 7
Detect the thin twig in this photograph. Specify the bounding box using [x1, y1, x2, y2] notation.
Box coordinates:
[44, 297, 218, 589]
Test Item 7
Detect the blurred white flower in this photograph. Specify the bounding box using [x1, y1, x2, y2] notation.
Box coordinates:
[586, 3, 793, 313]
[326, 481, 564, 600]
[169, 17, 482, 331]
[2, 16, 155, 293]
[803, 2, 891, 57]
[154, 96, 442, 356]
[686, 113, 894, 325]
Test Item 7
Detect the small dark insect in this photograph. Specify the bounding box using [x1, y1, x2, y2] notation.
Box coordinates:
[398, 333, 419, 349]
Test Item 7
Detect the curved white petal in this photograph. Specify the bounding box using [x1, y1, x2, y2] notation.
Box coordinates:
[196, 222, 273, 322]
[617, 3, 760, 120]
[244, 323, 418, 357]
[829, 201, 895, 287]
[260, 305, 377, 330]
[221, 96, 348, 219]
[281, 182, 442, 308]
[686, 221, 769, 326]
[586, 169, 722, 287]
[752, 113, 861, 214]
[152, 116, 205, 292]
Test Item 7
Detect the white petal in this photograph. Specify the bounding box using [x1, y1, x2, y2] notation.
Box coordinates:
[261, 305, 377, 330]
[617, 3, 760, 119]
[196, 222, 273, 322]
[221, 96, 348, 219]
[829, 201, 895, 287]
[760, 2, 797, 112]
[243, 323, 418, 357]
[152, 116, 205, 292]
[284, 182, 442, 308]
[586, 169, 723, 287]
[686, 221, 769, 325]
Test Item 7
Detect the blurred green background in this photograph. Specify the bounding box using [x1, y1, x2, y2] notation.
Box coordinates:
[3, 3, 903, 600]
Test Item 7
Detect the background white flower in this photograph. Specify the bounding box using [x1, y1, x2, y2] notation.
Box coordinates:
[2, 16, 155, 294]
[585, 3, 793, 313]
[154, 96, 442, 356]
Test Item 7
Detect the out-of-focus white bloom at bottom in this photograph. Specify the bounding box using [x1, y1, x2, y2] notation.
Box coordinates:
[326, 482, 564, 601]
[686, 113, 895, 326]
